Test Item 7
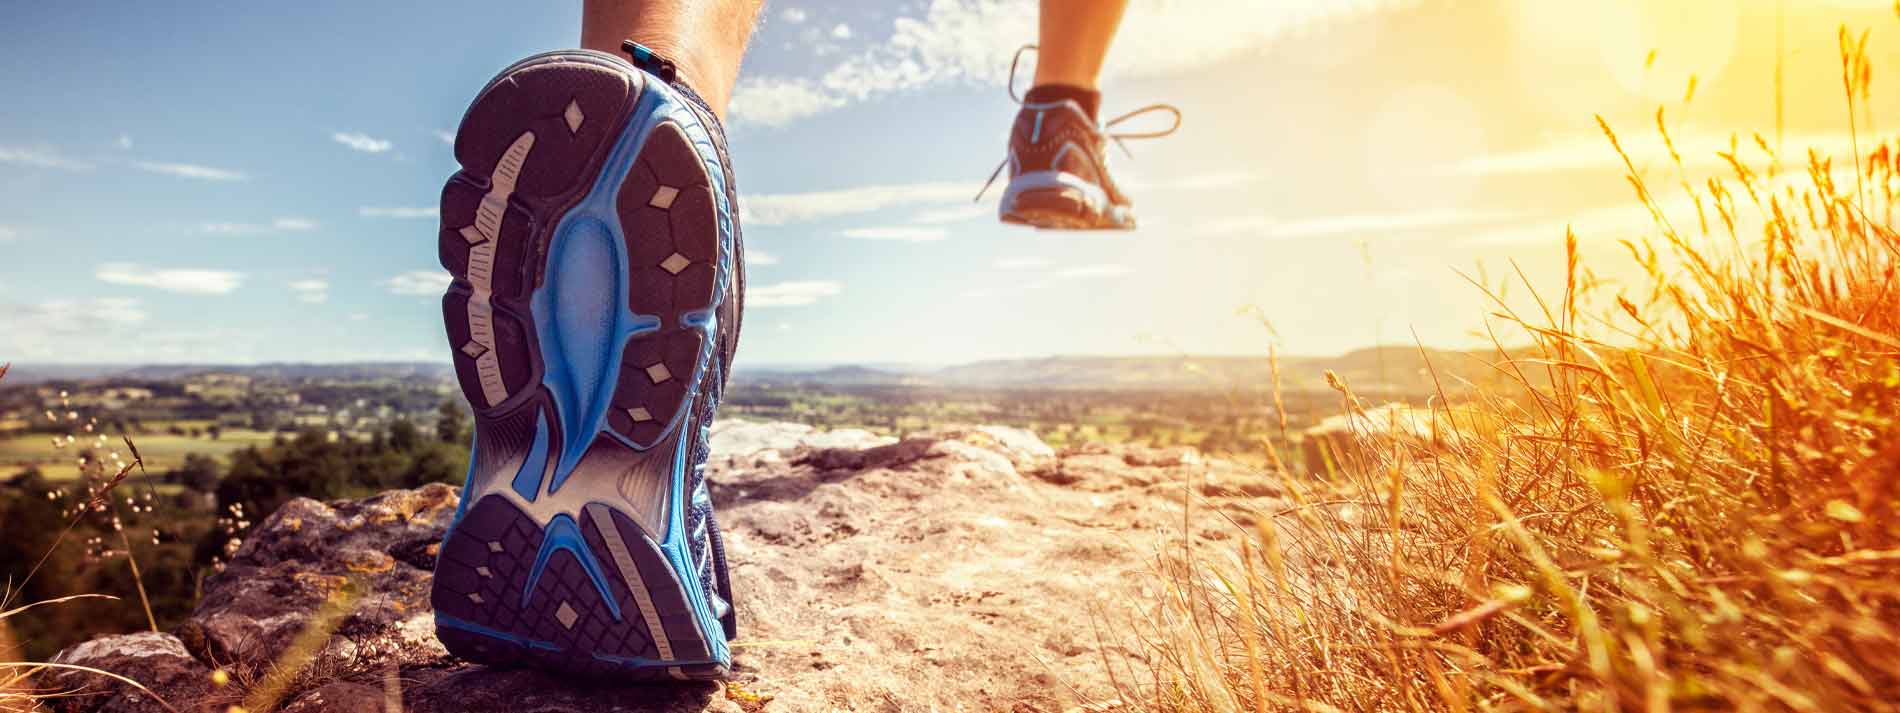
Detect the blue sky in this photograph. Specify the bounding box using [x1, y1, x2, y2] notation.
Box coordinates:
[3, 0, 1894, 365]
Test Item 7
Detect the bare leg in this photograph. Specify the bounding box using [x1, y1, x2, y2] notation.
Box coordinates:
[581, 0, 764, 119]
[1032, 0, 1130, 92]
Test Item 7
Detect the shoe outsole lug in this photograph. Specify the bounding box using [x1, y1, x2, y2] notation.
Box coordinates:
[431, 50, 731, 680]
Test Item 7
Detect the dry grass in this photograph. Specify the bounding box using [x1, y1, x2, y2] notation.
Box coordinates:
[0, 366, 180, 713]
[1126, 25, 1900, 713]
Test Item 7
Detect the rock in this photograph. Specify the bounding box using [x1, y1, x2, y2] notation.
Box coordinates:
[280, 680, 388, 713]
[178, 483, 458, 673]
[44, 422, 1287, 713]
[42, 632, 212, 713]
[710, 420, 896, 458]
[397, 668, 743, 713]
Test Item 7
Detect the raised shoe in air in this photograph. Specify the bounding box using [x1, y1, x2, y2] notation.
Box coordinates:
[980, 46, 1181, 230]
[428, 42, 743, 681]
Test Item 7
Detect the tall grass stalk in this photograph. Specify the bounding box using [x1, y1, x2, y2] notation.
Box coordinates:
[1127, 24, 1900, 713]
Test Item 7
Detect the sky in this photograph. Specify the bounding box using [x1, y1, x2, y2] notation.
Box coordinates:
[2, 0, 1897, 366]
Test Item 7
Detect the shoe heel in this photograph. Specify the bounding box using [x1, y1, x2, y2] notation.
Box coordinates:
[433, 494, 728, 680]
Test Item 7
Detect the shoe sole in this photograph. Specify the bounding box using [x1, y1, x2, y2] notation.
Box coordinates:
[998, 170, 1133, 230]
[429, 50, 733, 681]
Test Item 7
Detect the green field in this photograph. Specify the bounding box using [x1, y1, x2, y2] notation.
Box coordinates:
[0, 426, 279, 480]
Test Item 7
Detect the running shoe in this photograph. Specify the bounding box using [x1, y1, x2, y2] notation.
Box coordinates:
[429, 43, 742, 681]
[979, 46, 1180, 230]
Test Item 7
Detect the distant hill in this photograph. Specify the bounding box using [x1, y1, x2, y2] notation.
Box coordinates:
[741, 346, 1514, 394]
[5, 347, 1517, 394]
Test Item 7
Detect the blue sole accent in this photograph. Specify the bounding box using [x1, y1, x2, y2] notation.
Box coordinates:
[510, 409, 552, 502]
[521, 513, 623, 621]
[532, 100, 668, 495]
[438, 614, 563, 652]
[525, 76, 733, 665]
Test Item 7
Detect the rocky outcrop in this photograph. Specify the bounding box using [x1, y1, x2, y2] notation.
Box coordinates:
[41, 421, 1285, 712]
[43, 632, 212, 713]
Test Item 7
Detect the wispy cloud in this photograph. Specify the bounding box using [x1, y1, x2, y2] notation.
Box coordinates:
[288, 279, 330, 304]
[742, 181, 969, 225]
[202, 217, 319, 235]
[831, 23, 853, 39]
[732, 0, 1409, 126]
[747, 249, 780, 266]
[1195, 209, 1512, 239]
[1054, 264, 1131, 280]
[435, 130, 456, 145]
[386, 270, 451, 296]
[359, 206, 439, 219]
[0, 226, 17, 242]
[728, 79, 846, 128]
[994, 256, 1047, 270]
[780, 7, 808, 23]
[96, 263, 244, 295]
[965, 260, 1128, 297]
[0, 298, 147, 336]
[0, 145, 93, 171]
[911, 204, 989, 224]
[332, 131, 394, 153]
[115, 134, 133, 150]
[749, 280, 843, 307]
[841, 226, 948, 242]
[135, 161, 247, 181]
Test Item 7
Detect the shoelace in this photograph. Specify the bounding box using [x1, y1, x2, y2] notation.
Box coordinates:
[974, 44, 1182, 203]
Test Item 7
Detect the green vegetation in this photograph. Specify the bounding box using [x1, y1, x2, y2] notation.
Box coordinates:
[0, 426, 276, 481]
[0, 404, 469, 661]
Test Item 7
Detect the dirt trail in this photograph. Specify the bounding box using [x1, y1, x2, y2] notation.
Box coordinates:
[41, 421, 1284, 712]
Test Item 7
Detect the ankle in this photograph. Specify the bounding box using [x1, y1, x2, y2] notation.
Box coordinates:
[580, 1, 753, 120]
[584, 35, 735, 118]
[1023, 84, 1101, 121]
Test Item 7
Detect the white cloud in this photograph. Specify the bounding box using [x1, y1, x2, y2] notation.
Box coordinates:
[742, 181, 970, 225]
[831, 23, 852, 39]
[749, 280, 842, 307]
[732, 0, 1408, 126]
[96, 263, 244, 295]
[780, 7, 808, 23]
[332, 131, 394, 153]
[911, 204, 989, 224]
[728, 78, 847, 128]
[115, 134, 133, 150]
[202, 217, 319, 235]
[0, 226, 16, 242]
[841, 226, 948, 241]
[386, 270, 451, 296]
[994, 256, 1047, 270]
[349, 313, 370, 322]
[135, 161, 247, 181]
[288, 279, 330, 304]
[1054, 264, 1131, 280]
[0, 298, 147, 334]
[0, 145, 93, 171]
[359, 206, 439, 219]
[435, 130, 456, 145]
[746, 249, 780, 266]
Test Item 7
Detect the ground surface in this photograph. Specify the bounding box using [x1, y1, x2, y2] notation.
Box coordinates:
[37, 420, 1283, 712]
